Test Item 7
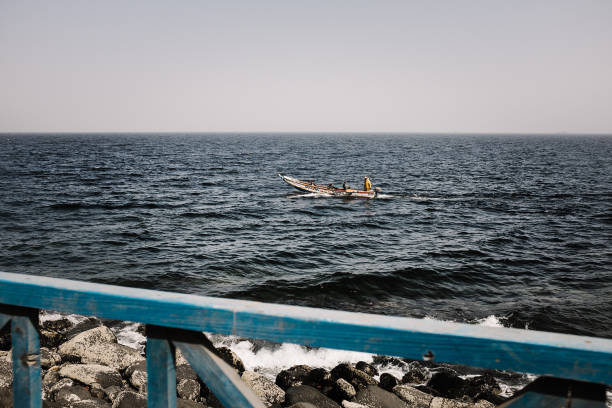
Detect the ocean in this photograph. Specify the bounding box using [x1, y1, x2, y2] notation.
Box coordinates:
[1, 133, 611, 343]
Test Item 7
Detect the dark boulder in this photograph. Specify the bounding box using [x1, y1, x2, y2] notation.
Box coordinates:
[355, 361, 378, 377]
[353, 385, 409, 408]
[327, 378, 356, 403]
[276, 365, 313, 390]
[401, 361, 430, 384]
[426, 371, 467, 399]
[330, 363, 377, 391]
[379, 373, 400, 392]
[284, 385, 340, 408]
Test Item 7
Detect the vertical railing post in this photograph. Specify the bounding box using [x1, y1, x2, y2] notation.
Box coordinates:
[10, 306, 41, 408]
[146, 325, 177, 408]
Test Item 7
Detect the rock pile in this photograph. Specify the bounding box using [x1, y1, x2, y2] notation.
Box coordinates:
[0, 315, 509, 408]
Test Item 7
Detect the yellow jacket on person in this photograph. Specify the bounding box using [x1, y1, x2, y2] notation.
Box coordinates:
[364, 177, 372, 191]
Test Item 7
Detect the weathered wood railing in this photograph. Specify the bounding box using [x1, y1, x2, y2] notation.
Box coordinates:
[0, 271, 610, 407]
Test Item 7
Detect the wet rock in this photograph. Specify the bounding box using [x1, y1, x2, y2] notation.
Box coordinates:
[43, 369, 61, 389]
[177, 378, 201, 401]
[426, 371, 467, 399]
[331, 363, 377, 391]
[241, 370, 285, 407]
[354, 385, 409, 408]
[328, 378, 356, 402]
[464, 374, 502, 401]
[284, 385, 340, 408]
[304, 367, 333, 388]
[355, 361, 378, 377]
[111, 390, 147, 408]
[40, 347, 61, 368]
[40, 329, 63, 348]
[40, 316, 73, 332]
[0, 325, 11, 351]
[55, 385, 92, 405]
[70, 400, 112, 408]
[379, 373, 400, 392]
[372, 356, 407, 369]
[0, 361, 13, 387]
[216, 346, 246, 374]
[429, 397, 472, 408]
[59, 364, 122, 388]
[401, 361, 430, 384]
[392, 384, 433, 408]
[276, 365, 313, 390]
[413, 384, 441, 397]
[178, 399, 207, 408]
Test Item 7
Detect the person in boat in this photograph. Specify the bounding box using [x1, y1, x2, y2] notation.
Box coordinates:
[342, 181, 350, 190]
[364, 176, 372, 191]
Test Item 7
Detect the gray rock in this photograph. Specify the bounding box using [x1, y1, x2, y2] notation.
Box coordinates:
[341, 402, 369, 408]
[59, 364, 123, 388]
[177, 399, 207, 408]
[285, 385, 341, 408]
[474, 400, 495, 408]
[216, 346, 246, 374]
[241, 370, 285, 407]
[111, 390, 147, 408]
[102, 385, 122, 402]
[177, 378, 201, 401]
[331, 364, 377, 391]
[70, 399, 112, 408]
[40, 329, 63, 349]
[288, 404, 319, 408]
[0, 361, 13, 388]
[0, 387, 11, 408]
[55, 385, 92, 405]
[59, 327, 143, 371]
[330, 378, 356, 402]
[429, 397, 473, 408]
[125, 361, 147, 393]
[392, 384, 433, 408]
[354, 385, 409, 408]
[176, 364, 199, 381]
[49, 378, 75, 396]
[41, 347, 62, 368]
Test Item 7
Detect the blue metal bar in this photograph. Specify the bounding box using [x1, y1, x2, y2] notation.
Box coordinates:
[146, 325, 177, 408]
[171, 329, 264, 408]
[0, 272, 611, 384]
[10, 306, 41, 408]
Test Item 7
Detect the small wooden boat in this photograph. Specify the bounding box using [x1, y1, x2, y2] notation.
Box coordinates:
[278, 174, 379, 198]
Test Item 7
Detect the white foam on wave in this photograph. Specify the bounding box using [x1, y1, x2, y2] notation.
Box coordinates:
[112, 322, 146, 353]
[39, 311, 90, 325]
[211, 335, 374, 379]
[477, 315, 504, 328]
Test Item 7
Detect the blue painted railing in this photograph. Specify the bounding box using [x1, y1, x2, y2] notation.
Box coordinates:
[0, 271, 610, 407]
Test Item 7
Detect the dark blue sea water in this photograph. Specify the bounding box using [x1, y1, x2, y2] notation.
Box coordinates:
[1, 133, 611, 338]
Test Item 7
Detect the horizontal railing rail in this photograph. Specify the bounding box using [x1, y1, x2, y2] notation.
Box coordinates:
[1, 271, 611, 407]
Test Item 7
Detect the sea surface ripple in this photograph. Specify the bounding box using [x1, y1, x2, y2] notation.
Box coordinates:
[1, 133, 610, 338]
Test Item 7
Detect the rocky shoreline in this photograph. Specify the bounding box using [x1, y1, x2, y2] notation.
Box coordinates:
[0, 313, 529, 408]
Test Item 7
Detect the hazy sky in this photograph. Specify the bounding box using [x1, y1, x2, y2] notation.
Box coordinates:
[1, 1, 611, 133]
